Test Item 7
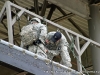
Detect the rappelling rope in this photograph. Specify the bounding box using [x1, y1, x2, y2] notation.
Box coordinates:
[69, 36, 89, 75]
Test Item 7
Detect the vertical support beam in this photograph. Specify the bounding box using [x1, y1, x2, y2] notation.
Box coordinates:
[75, 36, 82, 72]
[34, 0, 39, 14]
[47, 4, 56, 20]
[88, 4, 100, 75]
[40, 0, 48, 16]
[77, 56, 82, 72]
[6, 1, 13, 44]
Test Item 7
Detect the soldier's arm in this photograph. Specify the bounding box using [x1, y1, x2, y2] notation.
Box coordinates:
[39, 24, 47, 43]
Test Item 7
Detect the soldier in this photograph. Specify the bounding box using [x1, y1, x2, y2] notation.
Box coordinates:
[45, 31, 72, 67]
[20, 17, 47, 58]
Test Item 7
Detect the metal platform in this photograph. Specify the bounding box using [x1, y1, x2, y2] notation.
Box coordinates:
[0, 39, 84, 75]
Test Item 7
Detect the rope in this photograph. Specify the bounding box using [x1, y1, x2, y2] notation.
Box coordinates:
[36, 43, 55, 75]
[69, 37, 89, 75]
[15, 11, 21, 32]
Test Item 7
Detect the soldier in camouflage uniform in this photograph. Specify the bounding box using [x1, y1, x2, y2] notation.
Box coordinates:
[21, 17, 47, 58]
[45, 31, 72, 67]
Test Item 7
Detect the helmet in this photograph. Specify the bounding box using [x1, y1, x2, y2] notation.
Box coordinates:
[30, 17, 41, 23]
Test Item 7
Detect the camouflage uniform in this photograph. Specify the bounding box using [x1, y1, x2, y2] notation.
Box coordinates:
[21, 18, 47, 58]
[45, 31, 72, 67]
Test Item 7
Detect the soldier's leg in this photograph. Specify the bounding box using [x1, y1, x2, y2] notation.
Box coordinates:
[46, 50, 60, 60]
[60, 46, 72, 68]
[28, 45, 37, 53]
[46, 50, 55, 60]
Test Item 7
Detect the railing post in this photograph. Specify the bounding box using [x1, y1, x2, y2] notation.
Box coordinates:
[6, 1, 13, 44]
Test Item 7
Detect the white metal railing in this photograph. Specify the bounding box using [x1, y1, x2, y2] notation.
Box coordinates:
[0, 1, 100, 73]
[0, 39, 84, 75]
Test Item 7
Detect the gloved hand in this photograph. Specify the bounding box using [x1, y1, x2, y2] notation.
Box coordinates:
[33, 39, 42, 45]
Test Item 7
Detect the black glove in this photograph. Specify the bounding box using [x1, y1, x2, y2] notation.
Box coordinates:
[33, 39, 42, 45]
